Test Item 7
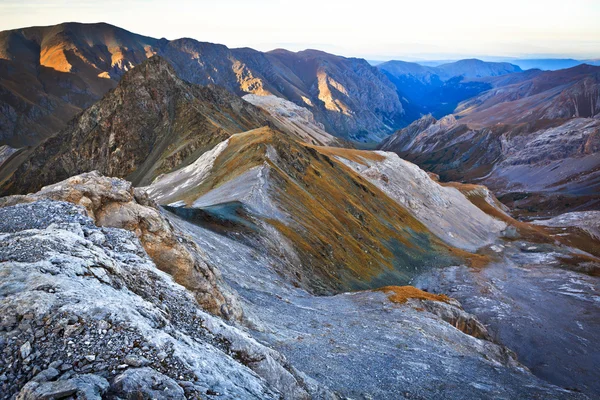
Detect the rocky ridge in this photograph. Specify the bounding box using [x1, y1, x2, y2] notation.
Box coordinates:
[0, 55, 273, 195]
[0, 171, 240, 320]
[145, 127, 485, 294]
[0, 198, 332, 399]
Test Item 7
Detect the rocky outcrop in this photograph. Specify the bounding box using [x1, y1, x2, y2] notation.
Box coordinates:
[243, 94, 341, 146]
[0, 171, 241, 320]
[0, 199, 333, 399]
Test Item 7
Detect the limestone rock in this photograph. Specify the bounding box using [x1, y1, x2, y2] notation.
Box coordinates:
[0, 171, 240, 320]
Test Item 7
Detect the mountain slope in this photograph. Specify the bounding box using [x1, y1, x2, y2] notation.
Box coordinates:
[379, 65, 600, 215]
[0, 22, 156, 146]
[0, 56, 274, 194]
[456, 64, 600, 127]
[242, 94, 341, 146]
[0, 22, 404, 145]
[145, 127, 495, 294]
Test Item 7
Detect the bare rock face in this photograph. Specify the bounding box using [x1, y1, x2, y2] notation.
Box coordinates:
[333, 149, 506, 251]
[0, 171, 241, 320]
[242, 94, 341, 146]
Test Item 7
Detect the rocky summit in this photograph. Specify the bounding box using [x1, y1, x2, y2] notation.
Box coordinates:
[1, 16, 600, 400]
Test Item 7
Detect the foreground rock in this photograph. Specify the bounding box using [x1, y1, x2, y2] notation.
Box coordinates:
[0, 171, 240, 319]
[0, 200, 332, 399]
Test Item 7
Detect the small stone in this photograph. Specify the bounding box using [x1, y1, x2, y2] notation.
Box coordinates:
[49, 361, 63, 369]
[70, 374, 109, 400]
[17, 379, 77, 399]
[124, 355, 150, 367]
[111, 368, 185, 399]
[31, 367, 60, 383]
[84, 355, 96, 362]
[20, 341, 32, 359]
[60, 363, 72, 371]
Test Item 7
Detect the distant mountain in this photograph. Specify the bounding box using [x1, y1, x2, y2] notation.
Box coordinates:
[509, 59, 584, 71]
[0, 22, 404, 145]
[379, 64, 600, 215]
[377, 59, 521, 122]
[456, 64, 600, 126]
[416, 58, 595, 72]
[434, 59, 522, 79]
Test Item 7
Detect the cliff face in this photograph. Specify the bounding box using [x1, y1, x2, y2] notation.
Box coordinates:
[0, 23, 155, 146]
[0, 23, 404, 145]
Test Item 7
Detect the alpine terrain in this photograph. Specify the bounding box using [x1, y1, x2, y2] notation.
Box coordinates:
[0, 18, 599, 400]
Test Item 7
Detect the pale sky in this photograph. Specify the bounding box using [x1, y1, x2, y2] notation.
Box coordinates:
[1, 0, 599, 60]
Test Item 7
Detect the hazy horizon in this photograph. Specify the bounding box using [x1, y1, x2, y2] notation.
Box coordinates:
[1, 0, 599, 61]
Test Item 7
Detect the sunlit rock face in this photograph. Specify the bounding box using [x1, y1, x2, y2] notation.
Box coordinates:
[242, 94, 341, 146]
[0, 22, 404, 147]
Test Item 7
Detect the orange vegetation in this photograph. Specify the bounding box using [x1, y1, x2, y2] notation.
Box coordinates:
[310, 145, 386, 165]
[376, 286, 450, 304]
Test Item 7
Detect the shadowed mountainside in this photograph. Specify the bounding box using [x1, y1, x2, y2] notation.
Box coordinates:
[0, 56, 276, 194]
[379, 64, 600, 215]
[378, 58, 522, 121]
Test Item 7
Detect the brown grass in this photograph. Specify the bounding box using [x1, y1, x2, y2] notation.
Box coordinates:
[311, 145, 386, 165]
[163, 127, 489, 291]
[376, 286, 450, 304]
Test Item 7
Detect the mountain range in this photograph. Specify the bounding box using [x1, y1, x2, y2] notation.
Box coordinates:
[1, 20, 600, 400]
[377, 59, 522, 120]
[0, 22, 403, 145]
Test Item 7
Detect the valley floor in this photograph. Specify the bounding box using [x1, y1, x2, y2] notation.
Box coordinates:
[415, 243, 600, 396]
